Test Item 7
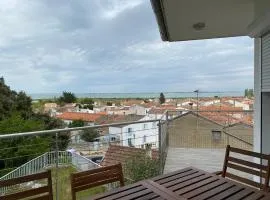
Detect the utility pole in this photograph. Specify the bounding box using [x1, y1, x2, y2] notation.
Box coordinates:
[194, 89, 199, 130]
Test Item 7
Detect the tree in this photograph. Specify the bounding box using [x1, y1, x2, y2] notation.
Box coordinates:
[106, 102, 112, 106]
[79, 98, 94, 105]
[68, 120, 84, 128]
[244, 88, 254, 98]
[58, 91, 77, 103]
[0, 78, 70, 175]
[124, 153, 160, 182]
[159, 92, 165, 104]
[80, 128, 99, 142]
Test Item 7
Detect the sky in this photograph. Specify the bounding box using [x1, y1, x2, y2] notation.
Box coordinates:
[0, 0, 254, 94]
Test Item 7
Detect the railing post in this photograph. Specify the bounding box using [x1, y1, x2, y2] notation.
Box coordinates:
[55, 132, 59, 200]
[158, 120, 163, 174]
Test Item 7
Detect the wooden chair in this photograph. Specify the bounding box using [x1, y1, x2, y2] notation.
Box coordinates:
[70, 163, 124, 200]
[0, 170, 53, 200]
[215, 145, 270, 191]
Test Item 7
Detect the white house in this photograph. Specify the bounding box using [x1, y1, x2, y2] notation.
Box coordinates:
[226, 99, 252, 111]
[150, 0, 270, 155]
[129, 104, 150, 115]
[108, 115, 159, 149]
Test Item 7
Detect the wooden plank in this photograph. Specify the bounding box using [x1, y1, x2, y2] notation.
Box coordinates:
[155, 169, 197, 184]
[229, 147, 270, 160]
[168, 175, 215, 192]
[2, 186, 49, 200]
[227, 162, 267, 177]
[228, 156, 268, 171]
[172, 176, 219, 195]
[0, 171, 50, 187]
[162, 172, 207, 188]
[226, 172, 261, 188]
[142, 180, 186, 200]
[152, 167, 193, 182]
[176, 180, 226, 198]
[189, 183, 234, 200]
[226, 189, 254, 200]
[92, 183, 143, 200]
[242, 192, 265, 200]
[206, 186, 244, 200]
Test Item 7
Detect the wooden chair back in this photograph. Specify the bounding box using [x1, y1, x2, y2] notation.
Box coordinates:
[222, 145, 270, 191]
[0, 170, 53, 200]
[70, 163, 124, 200]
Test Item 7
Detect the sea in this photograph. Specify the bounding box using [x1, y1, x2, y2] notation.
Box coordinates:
[30, 91, 243, 100]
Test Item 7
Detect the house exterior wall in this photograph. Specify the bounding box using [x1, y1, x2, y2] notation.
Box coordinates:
[168, 114, 252, 150]
[225, 124, 253, 146]
[129, 105, 148, 115]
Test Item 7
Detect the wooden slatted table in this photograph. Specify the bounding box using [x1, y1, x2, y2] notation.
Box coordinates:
[92, 167, 270, 200]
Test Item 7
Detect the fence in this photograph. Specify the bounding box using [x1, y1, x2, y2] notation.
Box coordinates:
[0, 119, 161, 199]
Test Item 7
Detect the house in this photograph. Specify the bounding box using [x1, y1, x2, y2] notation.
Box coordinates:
[129, 104, 150, 115]
[56, 112, 105, 126]
[224, 122, 253, 147]
[109, 115, 159, 149]
[168, 111, 252, 150]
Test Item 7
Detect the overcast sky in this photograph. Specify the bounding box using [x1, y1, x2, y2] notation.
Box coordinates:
[0, 0, 254, 94]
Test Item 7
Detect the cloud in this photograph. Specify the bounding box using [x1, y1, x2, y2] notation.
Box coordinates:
[0, 0, 254, 94]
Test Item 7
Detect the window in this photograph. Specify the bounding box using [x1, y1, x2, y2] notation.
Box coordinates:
[128, 138, 133, 147]
[152, 122, 156, 128]
[127, 128, 132, 137]
[212, 130, 222, 141]
[143, 124, 148, 130]
[143, 135, 147, 143]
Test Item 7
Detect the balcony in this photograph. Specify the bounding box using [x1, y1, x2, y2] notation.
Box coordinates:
[0, 110, 255, 199]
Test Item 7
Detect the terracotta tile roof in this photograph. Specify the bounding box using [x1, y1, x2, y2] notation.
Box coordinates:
[101, 145, 158, 167]
[56, 112, 105, 122]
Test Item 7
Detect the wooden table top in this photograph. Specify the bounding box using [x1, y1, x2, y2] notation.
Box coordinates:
[92, 167, 270, 200]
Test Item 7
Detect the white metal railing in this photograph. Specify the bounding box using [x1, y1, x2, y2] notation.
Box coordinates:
[0, 151, 99, 181]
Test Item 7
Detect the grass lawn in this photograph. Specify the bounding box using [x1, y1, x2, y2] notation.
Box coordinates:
[50, 166, 106, 200]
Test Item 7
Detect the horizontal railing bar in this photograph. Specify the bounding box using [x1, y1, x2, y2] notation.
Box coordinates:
[0, 119, 161, 139]
[166, 109, 254, 113]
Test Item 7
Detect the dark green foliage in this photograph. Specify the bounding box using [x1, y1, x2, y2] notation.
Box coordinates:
[79, 98, 94, 105]
[80, 128, 99, 142]
[106, 102, 113, 106]
[0, 78, 70, 175]
[124, 153, 160, 182]
[244, 88, 254, 98]
[159, 92, 165, 104]
[68, 120, 84, 128]
[58, 91, 77, 103]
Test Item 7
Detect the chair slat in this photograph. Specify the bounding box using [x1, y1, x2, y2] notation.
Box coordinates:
[227, 163, 267, 178]
[230, 147, 270, 160]
[3, 186, 49, 200]
[228, 156, 268, 171]
[70, 163, 125, 200]
[226, 172, 261, 189]
[0, 170, 53, 200]
[0, 171, 50, 187]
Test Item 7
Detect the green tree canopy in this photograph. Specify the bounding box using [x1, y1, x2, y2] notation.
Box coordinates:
[124, 153, 160, 182]
[244, 88, 254, 98]
[68, 120, 84, 128]
[159, 92, 165, 104]
[80, 128, 99, 142]
[58, 91, 77, 103]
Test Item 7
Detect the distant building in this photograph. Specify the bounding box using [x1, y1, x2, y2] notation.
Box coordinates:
[109, 115, 159, 149]
[56, 112, 105, 126]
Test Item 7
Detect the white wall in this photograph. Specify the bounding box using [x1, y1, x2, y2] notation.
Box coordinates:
[120, 121, 159, 148]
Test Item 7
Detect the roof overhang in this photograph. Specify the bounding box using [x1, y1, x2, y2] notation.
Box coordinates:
[150, 0, 270, 41]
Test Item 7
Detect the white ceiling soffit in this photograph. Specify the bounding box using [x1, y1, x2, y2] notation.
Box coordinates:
[151, 0, 254, 41]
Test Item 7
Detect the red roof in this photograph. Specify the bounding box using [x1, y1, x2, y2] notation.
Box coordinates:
[101, 145, 158, 167]
[56, 112, 105, 122]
